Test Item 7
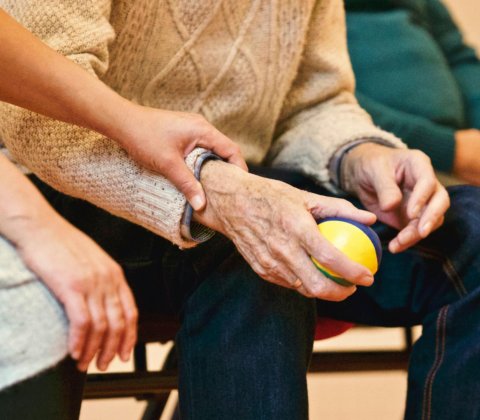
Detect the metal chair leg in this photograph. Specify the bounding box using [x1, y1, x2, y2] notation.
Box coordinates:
[140, 344, 178, 420]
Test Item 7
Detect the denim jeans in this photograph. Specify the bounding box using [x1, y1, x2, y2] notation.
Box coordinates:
[31, 173, 480, 420]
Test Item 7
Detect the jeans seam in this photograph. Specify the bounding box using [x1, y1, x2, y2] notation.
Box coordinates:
[422, 305, 449, 420]
[417, 246, 468, 297]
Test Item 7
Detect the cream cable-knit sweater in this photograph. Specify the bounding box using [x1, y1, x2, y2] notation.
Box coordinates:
[0, 0, 405, 249]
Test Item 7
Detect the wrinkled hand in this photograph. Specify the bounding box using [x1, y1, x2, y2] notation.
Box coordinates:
[454, 129, 480, 185]
[115, 107, 247, 210]
[342, 143, 450, 253]
[13, 212, 138, 372]
[194, 161, 377, 301]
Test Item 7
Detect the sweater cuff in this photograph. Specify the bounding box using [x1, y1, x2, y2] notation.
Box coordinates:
[180, 152, 221, 243]
[328, 137, 401, 193]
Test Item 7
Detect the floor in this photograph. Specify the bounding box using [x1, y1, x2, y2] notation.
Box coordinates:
[80, 326, 419, 420]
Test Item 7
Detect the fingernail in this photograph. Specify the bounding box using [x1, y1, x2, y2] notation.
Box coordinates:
[362, 274, 374, 285]
[191, 194, 204, 211]
[421, 222, 432, 237]
[389, 241, 398, 254]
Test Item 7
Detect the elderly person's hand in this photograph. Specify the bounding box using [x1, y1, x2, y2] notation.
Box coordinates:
[342, 143, 450, 254]
[193, 161, 377, 301]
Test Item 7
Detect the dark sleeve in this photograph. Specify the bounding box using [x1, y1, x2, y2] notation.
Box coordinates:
[356, 91, 456, 172]
[426, 0, 480, 128]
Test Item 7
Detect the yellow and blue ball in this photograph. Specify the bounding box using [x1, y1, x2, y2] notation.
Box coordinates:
[311, 217, 382, 286]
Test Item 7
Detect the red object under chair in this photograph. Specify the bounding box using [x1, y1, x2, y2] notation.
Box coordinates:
[314, 318, 355, 340]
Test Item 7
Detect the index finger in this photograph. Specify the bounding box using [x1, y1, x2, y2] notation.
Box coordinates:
[406, 162, 438, 219]
[302, 226, 374, 288]
[198, 129, 248, 171]
[417, 183, 450, 237]
[307, 195, 377, 226]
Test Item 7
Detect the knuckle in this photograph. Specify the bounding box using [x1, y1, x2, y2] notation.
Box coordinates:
[306, 283, 326, 298]
[67, 275, 87, 293]
[111, 319, 126, 334]
[255, 251, 273, 269]
[127, 307, 139, 324]
[315, 251, 336, 268]
[110, 262, 124, 279]
[413, 149, 431, 163]
[74, 314, 91, 331]
[94, 319, 108, 334]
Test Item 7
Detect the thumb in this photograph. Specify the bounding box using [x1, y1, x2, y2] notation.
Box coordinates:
[373, 174, 403, 211]
[163, 158, 206, 211]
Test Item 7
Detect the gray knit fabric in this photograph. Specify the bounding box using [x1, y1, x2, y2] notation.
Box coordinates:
[0, 236, 68, 390]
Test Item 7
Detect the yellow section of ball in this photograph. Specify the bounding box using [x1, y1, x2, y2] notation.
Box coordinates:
[311, 220, 378, 277]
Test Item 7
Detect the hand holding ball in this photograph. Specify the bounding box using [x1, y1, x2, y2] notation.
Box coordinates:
[311, 217, 382, 286]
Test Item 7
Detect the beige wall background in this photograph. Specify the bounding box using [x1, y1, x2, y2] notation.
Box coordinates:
[444, 0, 480, 50]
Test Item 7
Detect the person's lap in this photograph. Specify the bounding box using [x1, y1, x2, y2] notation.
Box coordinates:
[29, 173, 480, 419]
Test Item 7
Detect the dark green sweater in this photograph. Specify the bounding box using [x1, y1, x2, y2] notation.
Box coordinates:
[345, 0, 480, 172]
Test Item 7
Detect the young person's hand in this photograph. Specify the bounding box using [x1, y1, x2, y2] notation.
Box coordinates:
[112, 107, 247, 211]
[0, 9, 247, 212]
[9, 210, 138, 372]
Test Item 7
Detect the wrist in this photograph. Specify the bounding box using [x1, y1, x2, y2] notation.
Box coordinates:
[95, 97, 141, 146]
[341, 143, 388, 193]
[0, 205, 60, 250]
[193, 160, 250, 233]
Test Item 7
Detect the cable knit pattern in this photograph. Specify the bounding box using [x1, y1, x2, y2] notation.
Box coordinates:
[0, 237, 68, 390]
[0, 0, 406, 248]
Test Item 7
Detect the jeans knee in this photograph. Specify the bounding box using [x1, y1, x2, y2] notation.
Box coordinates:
[440, 186, 480, 246]
[180, 253, 316, 352]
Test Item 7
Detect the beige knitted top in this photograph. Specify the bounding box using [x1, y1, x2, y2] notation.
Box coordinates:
[0, 0, 404, 248]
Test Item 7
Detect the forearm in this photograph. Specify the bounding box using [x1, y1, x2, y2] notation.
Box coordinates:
[0, 8, 135, 143]
[0, 154, 59, 246]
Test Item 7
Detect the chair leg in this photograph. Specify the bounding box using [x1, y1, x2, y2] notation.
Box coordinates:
[140, 344, 178, 420]
[141, 393, 171, 420]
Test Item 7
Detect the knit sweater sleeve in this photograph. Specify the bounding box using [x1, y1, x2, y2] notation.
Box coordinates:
[267, 0, 405, 191]
[427, 0, 480, 128]
[0, 0, 204, 248]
